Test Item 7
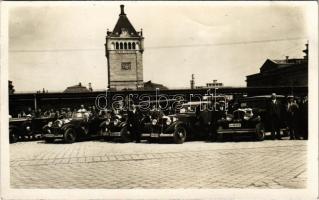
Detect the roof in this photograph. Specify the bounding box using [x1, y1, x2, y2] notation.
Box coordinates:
[143, 81, 168, 90]
[260, 58, 307, 73]
[64, 83, 90, 93]
[109, 5, 139, 37]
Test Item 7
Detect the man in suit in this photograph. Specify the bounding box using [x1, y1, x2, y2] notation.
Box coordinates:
[286, 95, 300, 140]
[268, 93, 282, 140]
[128, 104, 142, 143]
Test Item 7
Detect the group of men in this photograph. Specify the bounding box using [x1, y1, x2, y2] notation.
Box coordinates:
[15, 105, 100, 120]
[268, 93, 308, 140]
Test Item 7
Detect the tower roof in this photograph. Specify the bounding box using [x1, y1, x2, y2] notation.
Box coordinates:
[110, 5, 139, 37]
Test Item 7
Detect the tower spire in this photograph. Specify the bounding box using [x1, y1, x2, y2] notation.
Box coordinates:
[120, 5, 125, 15]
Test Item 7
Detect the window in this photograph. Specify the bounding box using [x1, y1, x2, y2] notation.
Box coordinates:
[124, 43, 127, 49]
[121, 62, 131, 70]
[128, 43, 131, 49]
[120, 43, 123, 49]
[132, 43, 136, 49]
[116, 42, 119, 49]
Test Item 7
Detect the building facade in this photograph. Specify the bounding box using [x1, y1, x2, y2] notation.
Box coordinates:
[105, 5, 144, 91]
[246, 44, 308, 88]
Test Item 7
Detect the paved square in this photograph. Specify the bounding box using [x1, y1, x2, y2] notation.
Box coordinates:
[10, 139, 307, 189]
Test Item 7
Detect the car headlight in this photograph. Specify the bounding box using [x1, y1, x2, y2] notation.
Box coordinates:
[105, 119, 110, 125]
[58, 120, 63, 127]
[226, 116, 232, 121]
[113, 119, 119, 126]
[152, 119, 158, 125]
[48, 122, 53, 127]
[26, 126, 31, 131]
[166, 119, 172, 125]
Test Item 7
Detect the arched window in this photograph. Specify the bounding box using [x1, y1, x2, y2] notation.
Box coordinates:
[116, 42, 119, 50]
[132, 43, 136, 49]
[120, 42, 123, 49]
[128, 42, 132, 49]
[124, 42, 127, 49]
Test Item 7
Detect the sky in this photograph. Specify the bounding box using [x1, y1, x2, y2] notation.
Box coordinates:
[7, 2, 312, 92]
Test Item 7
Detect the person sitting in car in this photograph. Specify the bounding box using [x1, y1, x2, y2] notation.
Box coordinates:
[65, 108, 73, 118]
[78, 104, 87, 113]
[150, 105, 164, 120]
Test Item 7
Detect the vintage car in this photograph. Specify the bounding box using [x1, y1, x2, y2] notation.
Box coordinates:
[236, 95, 289, 136]
[215, 108, 265, 141]
[141, 101, 223, 144]
[42, 112, 105, 143]
[9, 117, 32, 143]
[99, 110, 131, 142]
[9, 116, 55, 143]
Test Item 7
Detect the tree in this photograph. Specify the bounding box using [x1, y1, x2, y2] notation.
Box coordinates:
[8, 80, 15, 94]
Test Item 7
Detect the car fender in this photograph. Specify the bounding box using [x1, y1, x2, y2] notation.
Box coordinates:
[61, 123, 77, 132]
[165, 121, 186, 133]
[9, 125, 20, 135]
[119, 121, 127, 128]
[99, 120, 107, 128]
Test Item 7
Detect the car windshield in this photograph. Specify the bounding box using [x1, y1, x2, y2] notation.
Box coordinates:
[72, 112, 85, 118]
[180, 104, 199, 113]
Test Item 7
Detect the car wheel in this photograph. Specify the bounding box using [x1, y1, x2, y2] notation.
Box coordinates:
[45, 138, 55, 143]
[9, 129, 18, 143]
[120, 127, 130, 143]
[64, 128, 76, 143]
[255, 123, 265, 141]
[173, 126, 187, 144]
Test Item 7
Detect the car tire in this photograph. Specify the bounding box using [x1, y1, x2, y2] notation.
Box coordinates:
[173, 126, 187, 144]
[255, 123, 265, 141]
[9, 129, 18, 143]
[45, 138, 55, 143]
[64, 128, 76, 143]
[120, 127, 130, 143]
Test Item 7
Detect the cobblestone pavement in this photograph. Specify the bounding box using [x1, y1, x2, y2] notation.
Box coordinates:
[10, 139, 307, 189]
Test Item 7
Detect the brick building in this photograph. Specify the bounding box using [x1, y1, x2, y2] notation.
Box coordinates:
[246, 43, 308, 87]
[105, 5, 144, 91]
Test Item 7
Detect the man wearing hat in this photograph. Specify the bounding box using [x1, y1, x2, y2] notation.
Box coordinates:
[268, 93, 282, 140]
[286, 95, 299, 140]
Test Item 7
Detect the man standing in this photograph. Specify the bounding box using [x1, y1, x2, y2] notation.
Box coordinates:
[268, 93, 282, 140]
[286, 96, 300, 140]
[299, 96, 308, 140]
[199, 103, 214, 141]
[128, 104, 142, 143]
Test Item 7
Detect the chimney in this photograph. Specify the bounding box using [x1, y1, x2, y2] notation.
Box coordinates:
[88, 82, 93, 92]
[190, 74, 195, 89]
[120, 5, 125, 15]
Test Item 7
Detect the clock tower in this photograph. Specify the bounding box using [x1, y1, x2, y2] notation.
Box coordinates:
[105, 5, 144, 90]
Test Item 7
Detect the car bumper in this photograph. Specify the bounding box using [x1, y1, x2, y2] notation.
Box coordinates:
[43, 133, 64, 138]
[43, 128, 64, 138]
[217, 128, 256, 134]
[141, 133, 174, 138]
